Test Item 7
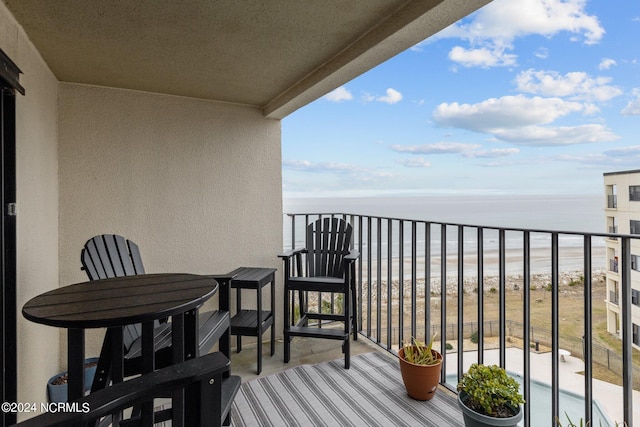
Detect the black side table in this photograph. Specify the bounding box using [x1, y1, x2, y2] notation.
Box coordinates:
[229, 267, 276, 374]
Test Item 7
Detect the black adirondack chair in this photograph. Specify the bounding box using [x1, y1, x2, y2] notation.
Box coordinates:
[279, 217, 359, 368]
[80, 234, 231, 380]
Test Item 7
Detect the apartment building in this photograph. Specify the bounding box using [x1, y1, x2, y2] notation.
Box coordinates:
[604, 169, 640, 349]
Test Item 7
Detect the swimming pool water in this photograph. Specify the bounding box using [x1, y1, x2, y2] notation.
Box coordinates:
[446, 373, 612, 426]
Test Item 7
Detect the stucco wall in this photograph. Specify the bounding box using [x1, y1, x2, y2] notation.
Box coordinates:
[0, 1, 60, 410]
[58, 83, 283, 356]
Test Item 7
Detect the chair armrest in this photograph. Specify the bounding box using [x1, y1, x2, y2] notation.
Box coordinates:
[13, 352, 233, 427]
[345, 250, 360, 263]
[278, 248, 306, 259]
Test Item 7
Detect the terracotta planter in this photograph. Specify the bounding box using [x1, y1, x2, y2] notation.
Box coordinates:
[457, 391, 523, 427]
[398, 347, 442, 401]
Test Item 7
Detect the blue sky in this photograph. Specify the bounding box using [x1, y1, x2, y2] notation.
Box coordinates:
[282, 0, 640, 198]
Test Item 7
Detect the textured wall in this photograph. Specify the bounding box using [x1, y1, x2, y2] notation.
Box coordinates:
[58, 83, 283, 356]
[0, 1, 60, 410]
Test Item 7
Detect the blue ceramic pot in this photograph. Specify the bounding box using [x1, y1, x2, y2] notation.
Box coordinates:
[46, 357, 99, 403]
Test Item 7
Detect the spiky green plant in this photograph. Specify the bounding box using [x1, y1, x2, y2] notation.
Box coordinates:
[401, 334, 439, 365]
[555, 413, 626, 427]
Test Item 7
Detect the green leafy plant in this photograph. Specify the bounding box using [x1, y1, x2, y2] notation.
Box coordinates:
[457, 364, 524, 418]
[470, 331, 479, 344]
[401, 334, 439, 365]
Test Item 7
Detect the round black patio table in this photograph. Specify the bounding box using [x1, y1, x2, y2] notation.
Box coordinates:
[22, 273, 218, 403]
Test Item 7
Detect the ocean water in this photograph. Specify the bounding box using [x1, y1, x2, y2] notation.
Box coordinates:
[283, 194, 605, 233]
[283, 194, 607, 273]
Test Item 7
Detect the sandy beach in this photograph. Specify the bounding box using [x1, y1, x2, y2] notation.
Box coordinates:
[357, 244, 606, 292]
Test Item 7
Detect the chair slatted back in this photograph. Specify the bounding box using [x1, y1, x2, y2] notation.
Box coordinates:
[306, 218, 352, 278]
[81, 234, 146, 351]
[81, 234, 145, 280]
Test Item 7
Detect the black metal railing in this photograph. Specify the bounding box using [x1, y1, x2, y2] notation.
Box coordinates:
[285, 212, 639, 427]
[608, 195, 617, 209]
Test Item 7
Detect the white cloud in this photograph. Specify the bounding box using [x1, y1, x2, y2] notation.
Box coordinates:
[437, 0, 604, 68]
[324, 86, 353, 102]
[397, 157, 432, 168]
[282, 159, 392, 180]
[534, 47, 549, 59]
[463, 148, 520, 158]
[514, 69, 622, 101]
[433, 95, 618, 146]
[392, 143, 520, 162]
[391, 142, 481, 155]
[448, 46, 517, 68]
[493, 124, 619, 146]
[603, 145, 640, 157]
[363, 88, 403, 104]
[433, 95, 587, 132]
[621, 89, 640, 116]
[553, 146, 640, 167]
[598, 58, 617, 70]
[443, 0, 604, 44]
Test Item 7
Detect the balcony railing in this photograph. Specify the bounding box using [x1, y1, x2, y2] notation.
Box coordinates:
[608, 195, 618, 209]
[285, 212, 639, 427]
[610, 258, 619, 273]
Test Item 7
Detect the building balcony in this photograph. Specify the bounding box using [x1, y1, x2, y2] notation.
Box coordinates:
[18, 212, 640, 427]
[273, 212, 640, 427]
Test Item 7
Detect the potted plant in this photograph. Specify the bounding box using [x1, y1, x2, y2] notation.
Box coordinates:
[398, 335, 442, 401]
[47, 357, 99, 403]
[457, 363, 524, 427]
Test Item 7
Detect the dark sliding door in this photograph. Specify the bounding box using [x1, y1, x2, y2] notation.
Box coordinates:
[0, 49, 23, 427]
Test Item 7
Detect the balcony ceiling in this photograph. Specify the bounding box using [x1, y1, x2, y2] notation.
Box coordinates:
[4, 0, 489, 118]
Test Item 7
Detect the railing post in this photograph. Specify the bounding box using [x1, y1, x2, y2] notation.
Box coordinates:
[621, 236, 633, 427]
[477, 227, 484, 365]
[425, 223, 431, 344]
[387, 218, 393, 350]
[551, 232, 559, 426]
[367, 216, 372, 337]
[377, 217, 382, 343]
[499, 229, 506, 367]
[399, 220, 404, 347]
[357, 215, 363, 335]
[440, 224, 447, 380]
[457, 225, 464, 381]
[411, 221, 417, 340]
[583, 235, 593, 426]
[523, 231, 531, 427]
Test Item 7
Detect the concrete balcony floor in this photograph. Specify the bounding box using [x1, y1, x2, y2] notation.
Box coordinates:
[227, 333, 379, 381]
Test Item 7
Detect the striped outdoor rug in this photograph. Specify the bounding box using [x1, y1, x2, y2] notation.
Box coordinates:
[230, 351, 463, 427]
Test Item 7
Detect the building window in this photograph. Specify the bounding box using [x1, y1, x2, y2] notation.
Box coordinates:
[633, 289, 640, 307]
[632, 220, 640, 235]
[630, 185, 640, 201]
[633, 255, 639, 272]
[634, 324, 640, 346]
[607, 184, 617, 208]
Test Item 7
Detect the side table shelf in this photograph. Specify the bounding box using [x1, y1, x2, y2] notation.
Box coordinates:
[228, 267, 276, 374]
